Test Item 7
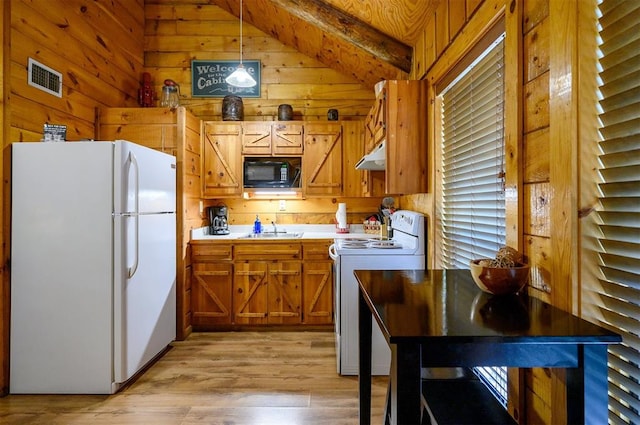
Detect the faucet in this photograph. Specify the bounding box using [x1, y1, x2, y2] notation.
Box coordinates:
[271, 221, 278, 234]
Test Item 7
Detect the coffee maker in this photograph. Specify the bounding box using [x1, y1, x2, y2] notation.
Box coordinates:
[208, 205, 230, 235]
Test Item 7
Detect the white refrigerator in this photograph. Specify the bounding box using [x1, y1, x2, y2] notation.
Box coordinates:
[10, 140, 177, 394]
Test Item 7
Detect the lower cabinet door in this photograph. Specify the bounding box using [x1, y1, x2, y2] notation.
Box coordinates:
[191, 262, 233, 325]
[233, 261, 269, 325]
[302, 261, 333, 325]
[267, 261, 302, 324]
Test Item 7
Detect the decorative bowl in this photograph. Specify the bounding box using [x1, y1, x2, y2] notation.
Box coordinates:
[469, 259, 530, 295]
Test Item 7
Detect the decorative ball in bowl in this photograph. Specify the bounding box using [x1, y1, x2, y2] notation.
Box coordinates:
[469, 259, 530, 295]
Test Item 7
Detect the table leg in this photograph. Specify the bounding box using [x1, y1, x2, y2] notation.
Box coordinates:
[566, 344, 609, 425]
[359, 289, 372, 425]
[389, 343, 422, 425]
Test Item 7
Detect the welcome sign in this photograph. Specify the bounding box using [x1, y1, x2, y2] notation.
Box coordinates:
[191, 60, 261, 98]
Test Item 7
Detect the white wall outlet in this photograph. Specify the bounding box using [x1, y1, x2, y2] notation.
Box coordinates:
[199, 200, 204, 214]
[279, 200, 286, 211]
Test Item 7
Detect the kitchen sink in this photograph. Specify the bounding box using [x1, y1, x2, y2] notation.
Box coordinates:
[239, 232, 304, 239]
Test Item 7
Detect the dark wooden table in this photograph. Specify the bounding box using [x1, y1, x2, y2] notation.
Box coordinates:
[355, 269, 622, 425]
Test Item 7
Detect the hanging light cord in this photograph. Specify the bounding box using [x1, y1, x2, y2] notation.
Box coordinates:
[239, 0, 244, 65]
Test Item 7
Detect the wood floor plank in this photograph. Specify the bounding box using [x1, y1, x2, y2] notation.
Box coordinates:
[0, 331, 387, 424]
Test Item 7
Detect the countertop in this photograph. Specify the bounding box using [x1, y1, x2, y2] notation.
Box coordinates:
[191, 224, 370, 241]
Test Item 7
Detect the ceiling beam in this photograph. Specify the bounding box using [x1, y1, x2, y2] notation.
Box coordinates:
[269, 0, 412, 73]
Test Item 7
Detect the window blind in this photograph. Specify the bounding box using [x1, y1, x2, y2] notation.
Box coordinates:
[585, 1, 640, 423]
[437, 34, 507, 406]
[439, 34, 506, 269]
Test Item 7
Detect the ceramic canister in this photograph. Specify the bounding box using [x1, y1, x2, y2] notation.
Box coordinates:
[222, 95, 244, 121]
[278, 104, 293, 120]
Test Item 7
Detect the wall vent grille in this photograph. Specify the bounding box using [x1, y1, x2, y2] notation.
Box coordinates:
[28, 58, 62, 98]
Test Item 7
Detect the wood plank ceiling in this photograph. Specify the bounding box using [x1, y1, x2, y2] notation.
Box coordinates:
[210, 0, 436, 88]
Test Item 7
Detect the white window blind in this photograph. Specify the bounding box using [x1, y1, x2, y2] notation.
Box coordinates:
[438, 34, 506, 269]
[437, 34, 507, 406]
[585, 1, 640, 423]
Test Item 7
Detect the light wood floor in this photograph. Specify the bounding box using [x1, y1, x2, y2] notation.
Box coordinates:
[0, 331, 388, 424]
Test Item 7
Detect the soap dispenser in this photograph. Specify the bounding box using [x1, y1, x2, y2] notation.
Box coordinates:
[253, 215, 262, 234]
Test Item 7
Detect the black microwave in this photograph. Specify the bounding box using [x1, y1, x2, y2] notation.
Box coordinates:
[243, 157, 302, 188]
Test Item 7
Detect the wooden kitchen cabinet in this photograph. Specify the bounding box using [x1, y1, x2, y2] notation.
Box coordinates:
[192, 262, 233, 325]
[302, 242, 333, 325]
[202, 122, 243, 198]
[302, 123, 343, 196]
[363, 80, 428, 195]
[242, 122, 303, 156]
[233, 261, 269, 324]
[364, 91, 385, 155]
[191, 243, 233, 326]
[234, 242, 302, 325]
[267, 261, 302, 324]
[233, 260, 301, 325]
[97, 107, 202, 340]
[191, 239, 332, 329]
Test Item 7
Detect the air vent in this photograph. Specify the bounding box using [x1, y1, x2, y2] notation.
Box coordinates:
[28, 58, 62, 98]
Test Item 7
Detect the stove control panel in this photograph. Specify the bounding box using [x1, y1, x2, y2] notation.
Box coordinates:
[391, 210, 424, 235]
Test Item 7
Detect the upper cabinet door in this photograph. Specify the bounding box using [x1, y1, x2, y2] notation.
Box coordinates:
[241, 122, 272, 155]
[272, 123, 303, 155]
[364, 88, 386, 154]
[385, 80, 428, 195]
[202, 122, 242, 198]
[302, 123, 343, 196]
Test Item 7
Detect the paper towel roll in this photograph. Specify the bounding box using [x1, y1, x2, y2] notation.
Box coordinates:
[336, 203, 347, 229]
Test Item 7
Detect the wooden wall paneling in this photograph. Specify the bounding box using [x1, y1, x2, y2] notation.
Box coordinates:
[9, 0, 144, 142]
[448, 0, 467, 41]
[523, 182, 551, 237]
[549, 0, 578, 315]
[525, 235, 552, 302]
[523, 0, 549, 34]
[523, 17, 549, 83]
[466, 0, 483, 17]
[15, 0, 143, 81]
[523, 127, 550, 183]
[521, 2, 555, 421]
[9, 58, 96, 127]
[207, 198, 384, 227]
[525, 367, 553, 421]
[523, 73, 550, 134]
[144, 1, 376, 121]
[424, 17, 437, 74]
[504, 0, 525, 421]
[524, 382, 553, 424]
[547, 2, 579, 421]
[412, 26, 427, 79]
[435, 0, 450, 58]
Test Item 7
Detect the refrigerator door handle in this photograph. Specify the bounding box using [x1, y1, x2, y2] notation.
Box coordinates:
[128, 151, 140, 278]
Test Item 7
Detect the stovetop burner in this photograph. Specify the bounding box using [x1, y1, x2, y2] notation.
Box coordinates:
[337, 238, 400, 249]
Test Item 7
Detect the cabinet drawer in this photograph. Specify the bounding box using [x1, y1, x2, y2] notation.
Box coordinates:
[234, 242, 302, 260]
[303, 242, 332, 260]
[191, 243, 232, 261]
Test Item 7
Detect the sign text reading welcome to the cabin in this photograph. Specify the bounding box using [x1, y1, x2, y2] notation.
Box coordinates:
[191, 60, 261, 98]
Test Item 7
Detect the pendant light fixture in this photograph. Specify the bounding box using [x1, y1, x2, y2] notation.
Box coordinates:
[225, 0, 257, 88]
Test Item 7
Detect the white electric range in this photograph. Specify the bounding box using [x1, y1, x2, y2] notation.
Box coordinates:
[329, 210, 426, 375]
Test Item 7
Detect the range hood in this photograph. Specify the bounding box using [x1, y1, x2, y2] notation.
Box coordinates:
[356, 141, 386, 170]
